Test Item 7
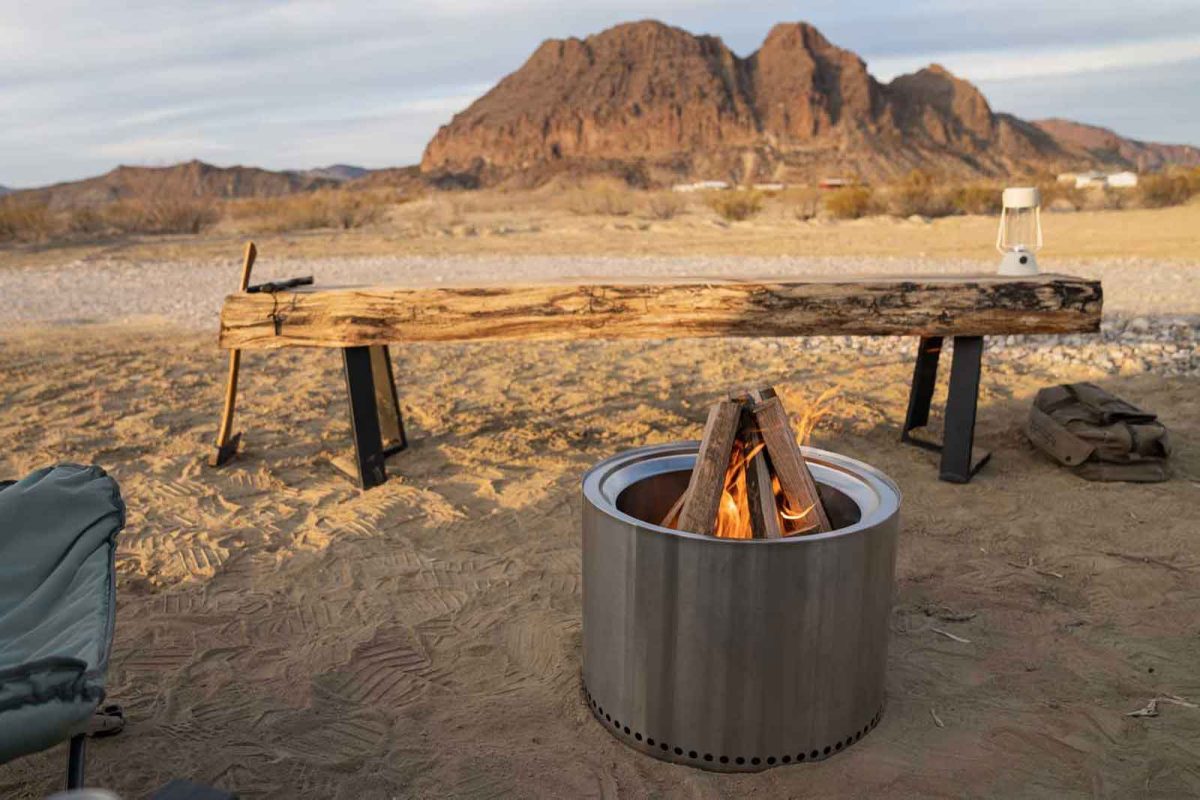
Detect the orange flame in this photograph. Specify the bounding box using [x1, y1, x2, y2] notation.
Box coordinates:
[714, 439, 759, 539]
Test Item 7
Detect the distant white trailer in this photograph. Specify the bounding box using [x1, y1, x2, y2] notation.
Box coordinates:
[752, 182, 786, 192]
[1074, 171, 1107, 189]
[672, 180, 730, 193]
[1106, 171, 1138, 188]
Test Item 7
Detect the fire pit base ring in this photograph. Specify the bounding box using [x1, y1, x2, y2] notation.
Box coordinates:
[584, 685, 884, 772]
[582, 442, 900, 772]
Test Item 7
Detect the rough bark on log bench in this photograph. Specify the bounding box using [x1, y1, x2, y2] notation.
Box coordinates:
[218, 274, 1102, 350]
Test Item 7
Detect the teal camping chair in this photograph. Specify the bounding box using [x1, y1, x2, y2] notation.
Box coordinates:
[0, 465, 125, 789]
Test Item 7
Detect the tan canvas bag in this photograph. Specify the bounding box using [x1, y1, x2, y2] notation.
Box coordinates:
[1026, 383, 1171, 482]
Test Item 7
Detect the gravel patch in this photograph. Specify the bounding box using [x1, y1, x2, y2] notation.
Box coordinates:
[1, 254, 1196, 375]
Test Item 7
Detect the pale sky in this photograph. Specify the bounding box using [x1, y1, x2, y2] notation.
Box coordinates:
[2, 0, 1199, 188]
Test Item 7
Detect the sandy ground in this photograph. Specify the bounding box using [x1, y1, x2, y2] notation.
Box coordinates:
[0, 235, 1198, 797]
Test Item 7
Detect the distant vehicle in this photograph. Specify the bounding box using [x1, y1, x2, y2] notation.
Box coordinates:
[818, 178, 854, 189]
[1056, 170, 1138, 189]
[672, 180, 731, 193]
[1106, 171, 1138, 188]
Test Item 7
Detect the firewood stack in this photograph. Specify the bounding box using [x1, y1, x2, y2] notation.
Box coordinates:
[661, 387, 832, 538]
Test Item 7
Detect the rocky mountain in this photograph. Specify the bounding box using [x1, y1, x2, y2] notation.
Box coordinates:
[344, 165, 427, 191]
[1032, 118, 1200, 172]
[302, 164, 372, 182]
[12, 160, 341, 211]
[422, 20, 1196, 186]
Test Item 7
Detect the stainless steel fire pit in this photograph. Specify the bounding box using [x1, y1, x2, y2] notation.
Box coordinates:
[582, 442, 900, 772]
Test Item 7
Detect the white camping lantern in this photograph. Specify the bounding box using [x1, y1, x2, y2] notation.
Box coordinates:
[997, 186, 1042, 276]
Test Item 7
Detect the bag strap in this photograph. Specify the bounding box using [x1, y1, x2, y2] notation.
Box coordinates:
[1065, 383, 1157, 425]
[1027, 405, 1095, 466]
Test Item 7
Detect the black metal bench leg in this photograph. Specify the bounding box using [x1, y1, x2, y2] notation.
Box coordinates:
[370, 345, 408, 456]
[343, 346, 388, 490]
[67, 733, 86, 789]
[901, 336, 942, 445]
[900, 336, 991, 483]
[940, 336, 991, 483]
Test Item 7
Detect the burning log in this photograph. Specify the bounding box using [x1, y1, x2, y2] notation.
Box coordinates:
[659, 488, 687, 529]
[675, 398, 742, 537]
[750, 388, 832, 534]
[742, 420, 783, 540]
[666, 387, 832, 538]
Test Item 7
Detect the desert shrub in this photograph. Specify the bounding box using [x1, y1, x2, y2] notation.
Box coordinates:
[229, 190, 391, 233]
[565, 180, 635, 216]
[141, 195, 220, 234]
[226, 198, 275, 230]
[823, 186, 874, 219]
[65, 206, 109, 235]
[948, 184, 1002, 215]
[326, 190, 390, 229]
[227, 196, 321, 232]
[277, 194, 337, 230]
[1079, 187, 1130, 211]
[643, 191, 687, 220]
[1138, 172, 1195, 208]
[706, 189, 764, 222]
[100, 201, 148, 233]
[1184, 167, 1200, 195]
[779, 187, 822, 220]
[1037, 181, 1086, 213]
[426, 194, 467, 227]
[0, 199, 55, 242]
[100, 196, 219, 235]
[886, 170, 956, 218]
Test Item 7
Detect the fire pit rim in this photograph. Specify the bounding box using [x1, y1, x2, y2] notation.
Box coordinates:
[583, 441, 900, 544]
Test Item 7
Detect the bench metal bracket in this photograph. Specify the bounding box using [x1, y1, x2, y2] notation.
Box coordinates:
[341, 344, 408, 490]
[901, 335, 992, 483]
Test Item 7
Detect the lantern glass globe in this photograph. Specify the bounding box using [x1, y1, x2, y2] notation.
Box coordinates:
[997, 187, 1042, 276]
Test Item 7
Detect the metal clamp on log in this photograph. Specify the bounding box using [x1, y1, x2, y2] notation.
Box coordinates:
[246, 276, 314, 294]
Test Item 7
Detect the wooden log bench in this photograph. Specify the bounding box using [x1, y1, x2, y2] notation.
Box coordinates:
[216, 274, 1103, 489]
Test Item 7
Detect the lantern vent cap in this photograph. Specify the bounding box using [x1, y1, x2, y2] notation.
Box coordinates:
[1002, 186, 1040, 209]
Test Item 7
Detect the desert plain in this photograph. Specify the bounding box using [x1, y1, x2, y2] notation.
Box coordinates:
[1, 201, 1198, 798]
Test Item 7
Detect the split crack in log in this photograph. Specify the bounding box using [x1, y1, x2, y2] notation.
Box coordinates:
[219, 275, 1102, 349]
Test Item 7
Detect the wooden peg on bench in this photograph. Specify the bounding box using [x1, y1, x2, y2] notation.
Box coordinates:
[209, 241, 257, 467]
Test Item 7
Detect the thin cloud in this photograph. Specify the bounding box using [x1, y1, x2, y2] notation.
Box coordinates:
[92, 136, 235, 162]
[869, 33, 1200, 82]
[1, 2, 1198, 187]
